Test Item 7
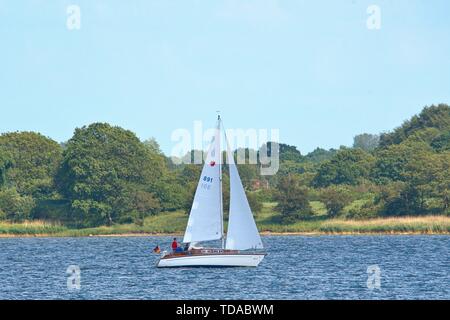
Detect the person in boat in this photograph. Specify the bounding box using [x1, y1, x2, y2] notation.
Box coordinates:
[171, 238, 179, 252]
[184, 243, 190, 251]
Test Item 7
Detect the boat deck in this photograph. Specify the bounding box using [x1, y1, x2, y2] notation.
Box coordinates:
[161, 248, 266, 259]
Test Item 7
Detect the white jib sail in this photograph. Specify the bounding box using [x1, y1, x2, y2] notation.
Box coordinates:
[225, 142, 264, 250]
[183, 124, 223, 243]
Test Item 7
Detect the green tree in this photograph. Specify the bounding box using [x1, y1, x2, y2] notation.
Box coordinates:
[116, 187, 161, 225]
[0, 132, 62, 198]
[247, 192, 263, 214]
[312, 148, 375, 187]
[379, 104, 450, 147]
[176, 164, 202, 214]
[303, 148, 338, 164]
[0, 187, 35, 221]
[371, 139, 432, 183]
[374, 181, 421, 216]
[403, 150, 450, 214]
[372, 147, 450, 215]
[260, 142, 303, 163]
[434, 151, 450, 212]
[143, 137, 163, 154]
[57, 123, 164, 227]
[153, 174, 188, 211]
[177, 164, 202, 184]
[353, 133, 380, 151]
[236, 163, 258, 190]
[275, 175, 312, 222]
[431, 130, 450, 152]
[319, 186, 352, 217]
[0, 148, 12, 187]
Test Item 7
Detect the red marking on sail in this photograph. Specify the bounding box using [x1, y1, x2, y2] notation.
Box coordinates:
[210, 161, 216, 167]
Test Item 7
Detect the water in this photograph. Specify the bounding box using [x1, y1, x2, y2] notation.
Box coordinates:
[0, 235, 448, 299]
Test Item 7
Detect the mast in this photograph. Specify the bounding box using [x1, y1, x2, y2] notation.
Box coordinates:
[217, 113, 225, 249]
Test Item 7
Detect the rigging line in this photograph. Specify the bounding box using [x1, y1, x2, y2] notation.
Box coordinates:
[220, 118, 234, 166]
[217, 116, 225, 249]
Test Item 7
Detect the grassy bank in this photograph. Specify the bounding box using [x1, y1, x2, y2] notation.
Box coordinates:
[1, 205, 449, 237]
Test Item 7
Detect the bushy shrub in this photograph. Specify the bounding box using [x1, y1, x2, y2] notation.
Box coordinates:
[254, 188, 275, 203]
[319, 186, 352, 217]
[247, 192, 263, 214]
[275, 175, 313, 223]
[0, 188, 35, 222]
[345, 203, 380, 219]
[375, 182, 422, 216]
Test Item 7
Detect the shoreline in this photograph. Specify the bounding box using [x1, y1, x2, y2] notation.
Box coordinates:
[2, 215, 449, 238]
[1, 230, 449, 238]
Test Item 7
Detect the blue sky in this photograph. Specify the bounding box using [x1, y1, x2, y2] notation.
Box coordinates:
[0, 0, 449, 155]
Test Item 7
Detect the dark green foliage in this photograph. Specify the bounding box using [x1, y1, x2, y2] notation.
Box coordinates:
[180, 182, 197, 215]
[177, 165, 203, 184]
[353, 133, 380, 151]
[371, 139, 432, 183]
[346, 203, 380, 219]
[0, 188, 35, 221]
[143, 137, 163, 154]
[115, 188, 161, 225]
[375, 182, 423, 216]
[278, 143, 303, 162]
[431, 130, 450, 151]
[303, 148, 338, 163]
[253, 188, 275, 203]
[176, 164, 202, 214]
[370, 150, 450, 216]
[2, 103, 450, 226]
[319, 186, 352, 217]
[0, 148, 12, 187]
[56, 123, 164, 227]
[379, 104, 450, 147]
[153, 175, 188, 211]
[312, 148, 375, 187]
[262, 142, 303, 162]
[0, 132, 62, 198]
[275, 175, 312, 222]
[247, 192, 263, 214]
[32, 199, 72, 223]
[236, 163, 259, 190]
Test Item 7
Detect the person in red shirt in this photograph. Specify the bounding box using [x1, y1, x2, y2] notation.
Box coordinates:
[171, 238, 178, 252]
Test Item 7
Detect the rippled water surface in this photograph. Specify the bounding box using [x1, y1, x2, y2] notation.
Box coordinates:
[0, 235, 448, 299]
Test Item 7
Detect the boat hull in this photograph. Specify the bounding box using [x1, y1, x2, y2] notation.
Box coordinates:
[157, 252, 266, 268]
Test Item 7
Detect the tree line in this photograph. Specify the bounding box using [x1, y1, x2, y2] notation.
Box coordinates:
[0, 104, 448, 226]
[272, 104, 449, 221]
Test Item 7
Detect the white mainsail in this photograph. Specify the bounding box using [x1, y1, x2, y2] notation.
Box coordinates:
[183, 122, 223, 243]
[225, 139, 264, 250]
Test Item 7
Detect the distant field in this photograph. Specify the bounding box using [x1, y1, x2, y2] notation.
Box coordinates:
[1, 202, 449, 237]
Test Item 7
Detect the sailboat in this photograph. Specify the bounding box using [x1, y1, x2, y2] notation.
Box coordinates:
[156, 116, 267, 267]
